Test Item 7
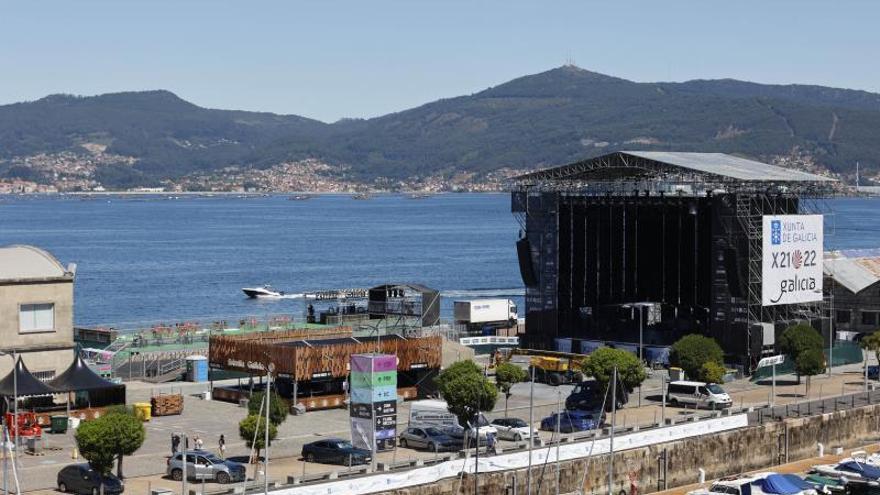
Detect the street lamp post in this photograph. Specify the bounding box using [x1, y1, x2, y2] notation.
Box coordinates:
[828, 288, 834, 378]
[264, 364, 273, 495]
[638, 304, 645, 408]
[638, 305, 644, 364]
[0, 352, 19, 456]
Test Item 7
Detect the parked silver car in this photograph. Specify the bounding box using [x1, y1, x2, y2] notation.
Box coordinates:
[166, 451, 246, 484]
[398, 427, 458, 452]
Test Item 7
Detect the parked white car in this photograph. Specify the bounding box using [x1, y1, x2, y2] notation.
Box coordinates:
[490, 418, 532, 441]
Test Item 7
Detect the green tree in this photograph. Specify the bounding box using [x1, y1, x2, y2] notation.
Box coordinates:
[239, 414, 278, 463]
[700, 361, 726, 384]
[495, 362, 528, 417]
[581, 347, 646, 393]
[778, 323, 824, 383]
[74, 408, 145, 478]
[74, 421, 116, 474]
[436, 360, 498, 426]
[796, 348, 826, 397]
[778, 323, 824, 357]
[670, 335, 724, 381]
[248, 390, 289, 425]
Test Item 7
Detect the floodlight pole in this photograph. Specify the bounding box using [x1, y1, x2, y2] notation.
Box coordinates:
[0, 352, 19, 456]
[2, 424, 6, 495]
[264, 365, 274, 495]
[181, 434, 187, 495]
[828, 289, 834, 377]
[608, 366, 617, 495]
[639, 305, 644, 408]
[527, 364, 535, 494]
[660, 374, 666, 426]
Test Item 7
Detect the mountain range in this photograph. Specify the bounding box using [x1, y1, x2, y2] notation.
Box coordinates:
[2, 65, 878, 189]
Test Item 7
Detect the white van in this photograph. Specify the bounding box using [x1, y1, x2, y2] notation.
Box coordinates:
[408, 400, 459, 429]
[408, 400, 497, 438]
[666, 381, 732, 409]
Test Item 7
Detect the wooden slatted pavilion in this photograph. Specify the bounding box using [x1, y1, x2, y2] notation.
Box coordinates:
[209, 327, 441, 408]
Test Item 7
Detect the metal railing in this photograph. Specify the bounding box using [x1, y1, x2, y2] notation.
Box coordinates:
[750, 388, 880, 424]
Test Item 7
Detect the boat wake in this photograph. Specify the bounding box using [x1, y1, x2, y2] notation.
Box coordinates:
[269, 293, 305, 300]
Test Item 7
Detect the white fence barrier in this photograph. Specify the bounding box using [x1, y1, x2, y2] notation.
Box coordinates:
[276, 413, 749, 495]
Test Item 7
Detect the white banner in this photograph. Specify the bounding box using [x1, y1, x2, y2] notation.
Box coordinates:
[761, 214, 823, 306]
[276, 414, 749, 495]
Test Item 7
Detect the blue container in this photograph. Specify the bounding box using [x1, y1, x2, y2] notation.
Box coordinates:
[185, 355, 209, 382]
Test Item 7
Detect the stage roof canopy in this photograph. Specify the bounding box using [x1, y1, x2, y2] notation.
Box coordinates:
[514, 151, 835, 190]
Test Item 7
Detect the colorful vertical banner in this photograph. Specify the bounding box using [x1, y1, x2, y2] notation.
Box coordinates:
[349, 353, 398, 452]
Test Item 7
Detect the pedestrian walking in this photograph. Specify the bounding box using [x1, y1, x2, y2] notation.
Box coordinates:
[486, 431, 496, 455]
[219, 434, 226, 458]
[194, 434, 203, 450]
[171, 433, 180, 454]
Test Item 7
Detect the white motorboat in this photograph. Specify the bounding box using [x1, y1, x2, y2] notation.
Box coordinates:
[242, 285, 285, 298]
[689, 472, 820, 495]
[812, 459, 880, 481]
[851, 451, 880, 466]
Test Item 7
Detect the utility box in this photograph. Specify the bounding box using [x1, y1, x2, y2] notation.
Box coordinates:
[185, 355, 208, 382]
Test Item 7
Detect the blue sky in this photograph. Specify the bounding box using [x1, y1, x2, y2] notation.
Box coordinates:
[1, 1, 877, 122]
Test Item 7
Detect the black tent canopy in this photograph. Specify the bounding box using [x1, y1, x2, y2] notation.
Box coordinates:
[50, 355, 121, 392]
[0, 357, 56, 397]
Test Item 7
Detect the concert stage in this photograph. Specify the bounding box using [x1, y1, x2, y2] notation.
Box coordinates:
[511, 151, 835, 370]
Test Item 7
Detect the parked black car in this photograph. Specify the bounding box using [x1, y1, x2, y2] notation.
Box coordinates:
[565, 380, 626, 412]
[301, 438, 372, 465]
[57, 464, 124, 495]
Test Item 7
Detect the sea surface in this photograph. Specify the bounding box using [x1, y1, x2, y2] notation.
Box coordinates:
[0, 194, 877, 328]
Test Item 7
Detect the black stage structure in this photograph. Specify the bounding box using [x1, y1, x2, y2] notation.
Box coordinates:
[511, 151, 836, 370]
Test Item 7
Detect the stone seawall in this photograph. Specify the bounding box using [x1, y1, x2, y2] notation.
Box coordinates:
[380, 404, 880, 495]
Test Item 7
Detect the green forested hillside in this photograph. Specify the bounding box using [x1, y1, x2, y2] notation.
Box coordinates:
[1, 66, 878, 187]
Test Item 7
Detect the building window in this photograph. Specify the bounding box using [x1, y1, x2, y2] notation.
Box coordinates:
[837, 310, 851, 324]
[32, 370, 55, 382]
[862, 311, 879, 327]
[19, 303, 55, 333]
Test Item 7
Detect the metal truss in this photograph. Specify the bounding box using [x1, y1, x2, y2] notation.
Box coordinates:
[509, 152, 837, 198]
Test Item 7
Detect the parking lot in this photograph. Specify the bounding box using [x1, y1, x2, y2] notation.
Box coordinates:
[13, 361, 876, 494]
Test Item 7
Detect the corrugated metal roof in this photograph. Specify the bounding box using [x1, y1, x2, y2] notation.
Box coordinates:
[824, 250, 880, 294]
[0, 245, 73, 282]
[621, 151, 835, 182]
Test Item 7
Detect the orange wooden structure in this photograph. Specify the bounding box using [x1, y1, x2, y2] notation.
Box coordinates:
[209, 328, 441, 382]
